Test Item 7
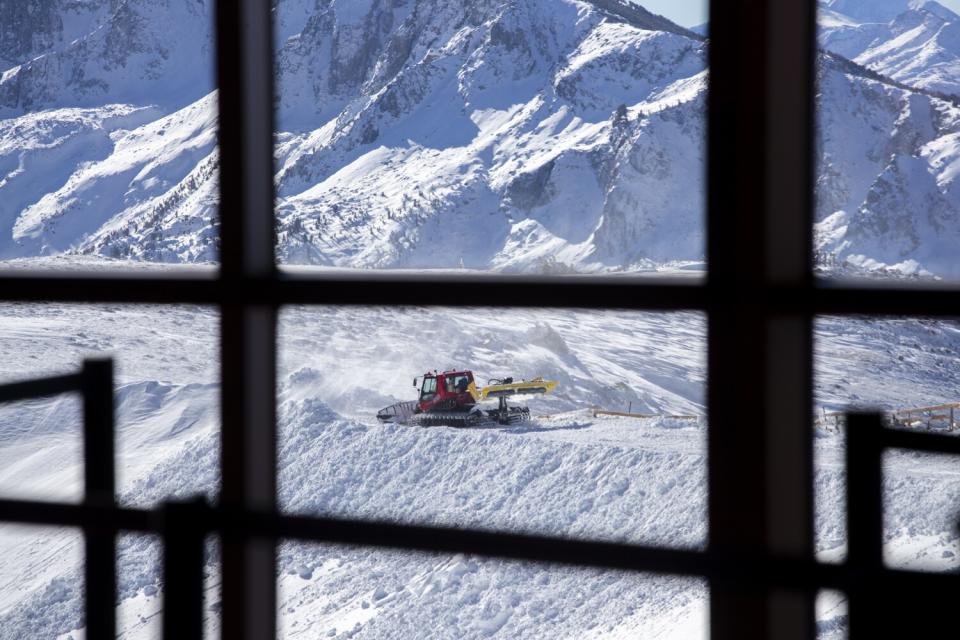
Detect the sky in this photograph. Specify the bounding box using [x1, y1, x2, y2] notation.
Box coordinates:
[637, 0, 960, 28]
[927, 0, 960, 12]
[636, 0, 707, 27]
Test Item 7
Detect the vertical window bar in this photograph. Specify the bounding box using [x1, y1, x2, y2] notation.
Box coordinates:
[215, 0, 279, 638]
[707, 1, 816, 639]
[162, 499, 209, 640]
[81, 358, 117, 640]
[220, 306, 278, 640]
[845, 413, 884, 639]
[217, 0, 277, 279]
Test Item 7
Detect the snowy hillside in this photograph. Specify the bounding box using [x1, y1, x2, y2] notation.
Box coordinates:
[271, 0, 707, 271]
[0, 0, 710, 271]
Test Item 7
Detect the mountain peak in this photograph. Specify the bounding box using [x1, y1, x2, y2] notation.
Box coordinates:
[821, 0, 912, 23]
[821, 0, 960, 24]
[586, 0, 704, 40]
[911, 0, 960, 22]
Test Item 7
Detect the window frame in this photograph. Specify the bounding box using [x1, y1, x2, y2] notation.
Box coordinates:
[0, 1, 958, 639]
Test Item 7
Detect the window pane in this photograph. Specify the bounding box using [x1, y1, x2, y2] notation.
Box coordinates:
[0, 529, 221, 640]
[115, 533, 164, 640]
[814, 316, 960, 569]
[0, 525, 82, 639]
[274, 0, 708, 274]
[0, 392, 82, 503]
[816, 3, 960, 281]
[816, 589, 848, 640]
[277, 542, 708, 639]
[279, 307, 707, 548]
[0, 0, 218, 270]
[113, 533, 221, 640]
[0, 303, 220, 637]
[882, 449, 960, 572]
[0, 303, 220, 507]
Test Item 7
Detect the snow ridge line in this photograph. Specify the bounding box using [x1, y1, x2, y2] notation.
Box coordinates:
[584, 0, 706, 41]
[821, 48, 960, 106]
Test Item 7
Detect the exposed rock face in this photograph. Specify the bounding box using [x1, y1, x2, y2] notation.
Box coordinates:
[0, 0, 65, 70]
[0, 0, 212, 115]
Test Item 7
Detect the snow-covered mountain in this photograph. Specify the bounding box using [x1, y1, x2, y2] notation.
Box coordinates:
[819, 1, 960, 96]
[270, 0, 707, 270]
[821, 0, 927, 23]
[0, 0, 959, 276]
[815, 53, 960, 276]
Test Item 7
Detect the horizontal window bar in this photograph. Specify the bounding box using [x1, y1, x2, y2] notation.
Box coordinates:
[882, 429, 960, 456]
[0, 373, 82, 403]
[0, 499, 956, 594]
[0, 274, 958, 316]
[0, 273, 705, 309]
[0, 499, 152, 531]
[254, 511, 708, 576]
[812, 286, 960, 317]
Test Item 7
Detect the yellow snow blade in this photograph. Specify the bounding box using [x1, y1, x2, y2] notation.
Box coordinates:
[467, 380, 481, 401]
[479, 377, 559, 399]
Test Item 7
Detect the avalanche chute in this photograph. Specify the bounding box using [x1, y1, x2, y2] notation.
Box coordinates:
[377, 370, 559, 428]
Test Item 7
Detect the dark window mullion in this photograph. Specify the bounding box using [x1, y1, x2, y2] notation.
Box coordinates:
[2, 275, 960, 316]
[707, 2, 817, 640]
[216, 1, 279, 639]
[82, 359, 117, 640]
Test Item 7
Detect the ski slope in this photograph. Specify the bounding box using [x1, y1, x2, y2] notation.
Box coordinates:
[0, 261, 957, 638]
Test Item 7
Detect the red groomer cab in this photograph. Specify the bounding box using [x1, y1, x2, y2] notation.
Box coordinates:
[415, 370, 477, 414]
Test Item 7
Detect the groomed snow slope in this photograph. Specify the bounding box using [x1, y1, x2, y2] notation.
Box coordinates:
[0, 276, 958, 638]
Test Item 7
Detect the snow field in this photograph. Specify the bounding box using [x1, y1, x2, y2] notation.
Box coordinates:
[279, 403, 706, 547]
[0, 301, 712, 638]
[0, 294, 958, 637]
[277, 543, 706, 640]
